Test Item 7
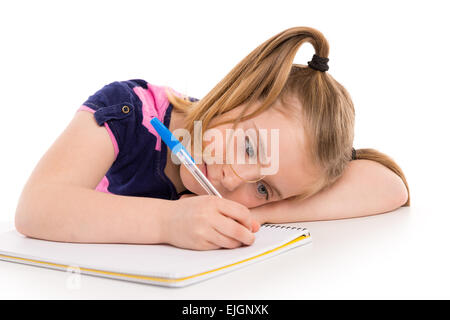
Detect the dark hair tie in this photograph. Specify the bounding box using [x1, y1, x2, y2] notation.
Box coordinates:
[351, 147, 357, 161]
[307, 54, 329, 72]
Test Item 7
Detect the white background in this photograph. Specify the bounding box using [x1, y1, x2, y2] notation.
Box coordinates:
[0, 0, 449, 299]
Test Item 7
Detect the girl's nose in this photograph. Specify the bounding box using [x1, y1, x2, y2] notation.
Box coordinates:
[221, 164, 244, 192]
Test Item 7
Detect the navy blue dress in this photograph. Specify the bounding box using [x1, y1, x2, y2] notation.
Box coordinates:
[77, 79, 197, 200]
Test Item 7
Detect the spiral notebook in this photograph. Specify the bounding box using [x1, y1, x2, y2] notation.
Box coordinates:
[0, 223, 311, 287]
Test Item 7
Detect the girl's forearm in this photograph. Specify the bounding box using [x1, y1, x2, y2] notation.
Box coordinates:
[251, 159, 409, 224]
[15, 182, 172, 244]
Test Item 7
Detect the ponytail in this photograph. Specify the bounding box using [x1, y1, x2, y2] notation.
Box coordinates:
[167, 26, 410, 207]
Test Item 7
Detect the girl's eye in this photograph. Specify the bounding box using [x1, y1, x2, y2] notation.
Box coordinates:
[256, 181, 269, 200]
[245, 136, 255, 158]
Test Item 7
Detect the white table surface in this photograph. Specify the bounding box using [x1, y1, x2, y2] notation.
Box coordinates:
[1, 0, 449, 301]
[0, 202, 448, 299]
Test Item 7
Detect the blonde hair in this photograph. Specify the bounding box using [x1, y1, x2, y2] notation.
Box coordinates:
[166, 26, 410, 206]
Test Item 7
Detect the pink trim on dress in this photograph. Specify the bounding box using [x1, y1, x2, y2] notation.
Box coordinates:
[133, 84, 183, 151]
[77, 105, 95, 113]
[95, 175, 111, 193]
[77, 105, 119, 158]
[103, 122, 119, 158]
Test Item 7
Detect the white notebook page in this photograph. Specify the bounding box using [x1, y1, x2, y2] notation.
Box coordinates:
[0, 224, 310, 286]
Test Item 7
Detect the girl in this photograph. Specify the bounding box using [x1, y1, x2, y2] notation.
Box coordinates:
[14, 26, 410, 250]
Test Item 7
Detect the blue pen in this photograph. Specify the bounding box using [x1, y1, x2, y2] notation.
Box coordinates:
[150, 117, 222, 198]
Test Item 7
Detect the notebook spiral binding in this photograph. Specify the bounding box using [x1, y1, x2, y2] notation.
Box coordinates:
[261, 223, 309, 234]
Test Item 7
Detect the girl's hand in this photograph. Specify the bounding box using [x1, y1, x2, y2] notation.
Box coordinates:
[161, 194, 259, 250]
[249, 203, 269, 226]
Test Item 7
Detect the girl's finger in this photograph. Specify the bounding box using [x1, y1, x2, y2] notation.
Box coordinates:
[210, 226, 242, 249]
[212, 213, 255, 246]
[215, 198, 253, 231]
[203, 240, 221, 250]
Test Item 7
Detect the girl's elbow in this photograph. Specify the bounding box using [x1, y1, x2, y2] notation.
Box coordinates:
[387, 174, 409, 210]
[15, 208, 32, 237]
[14, 187, 43, 237]
[15, 202, 35, 237]
[397, 181, 409, 207]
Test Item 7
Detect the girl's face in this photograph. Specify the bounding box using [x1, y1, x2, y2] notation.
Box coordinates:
[179, 98, 323, 208]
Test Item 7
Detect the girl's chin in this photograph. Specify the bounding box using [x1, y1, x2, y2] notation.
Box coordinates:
[186, 184, 207, 196]
[186, 164, 216, 196]
[180, 162, 223, 196]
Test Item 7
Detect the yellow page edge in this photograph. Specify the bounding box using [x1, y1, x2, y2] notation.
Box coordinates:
[0, 235, 310, 284]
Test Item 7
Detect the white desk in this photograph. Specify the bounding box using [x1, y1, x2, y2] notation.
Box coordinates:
[0, 204, 448, 299]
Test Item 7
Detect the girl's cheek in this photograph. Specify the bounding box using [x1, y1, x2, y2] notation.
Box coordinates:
[222, 187, 263, 209]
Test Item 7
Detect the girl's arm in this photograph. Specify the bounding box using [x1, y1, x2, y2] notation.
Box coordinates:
[14, 111, 170, 243]
[250, 159, 409, 224]
[15, 111, 256, 249]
